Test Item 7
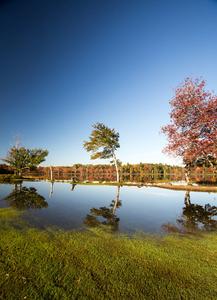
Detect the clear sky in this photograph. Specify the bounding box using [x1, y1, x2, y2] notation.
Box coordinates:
[1, 0, 217, 167]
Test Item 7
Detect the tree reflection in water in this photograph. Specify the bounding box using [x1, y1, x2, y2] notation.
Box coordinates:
[71, 184, 76, 191]
[83, 186, 121, 231]
[50, 182, 54, 198]
[162, 191, 217, 233]
[1, 184, 48, 210]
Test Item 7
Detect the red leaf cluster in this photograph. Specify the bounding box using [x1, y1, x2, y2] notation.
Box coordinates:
[161, 77, 217, 166]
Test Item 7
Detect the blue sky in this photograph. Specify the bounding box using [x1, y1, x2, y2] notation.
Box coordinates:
[0, 0, 217, 167]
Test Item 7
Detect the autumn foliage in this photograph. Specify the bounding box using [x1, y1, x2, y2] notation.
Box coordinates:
[161, 77, 217, 175]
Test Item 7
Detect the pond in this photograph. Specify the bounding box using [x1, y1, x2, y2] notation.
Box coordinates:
[0, 181, 217, 234]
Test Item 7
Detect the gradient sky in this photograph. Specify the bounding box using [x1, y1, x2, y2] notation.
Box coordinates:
[1, 0, 217, 167]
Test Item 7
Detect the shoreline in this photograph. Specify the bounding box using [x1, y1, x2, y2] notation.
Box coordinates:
[1, 174, 216, 193]
[41, 177, 217, 193]
[151, 183, 217, 192]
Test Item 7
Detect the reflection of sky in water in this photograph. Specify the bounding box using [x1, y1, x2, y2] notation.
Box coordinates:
[0, 182, 216, 234]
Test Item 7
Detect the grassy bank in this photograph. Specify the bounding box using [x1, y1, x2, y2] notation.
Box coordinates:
[1, 208, 217, 299]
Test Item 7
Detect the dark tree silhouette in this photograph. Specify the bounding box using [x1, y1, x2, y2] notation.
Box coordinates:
[162, 191, 217, 233]
[83, 186, 121, 231]
[1, 184, 48, 210]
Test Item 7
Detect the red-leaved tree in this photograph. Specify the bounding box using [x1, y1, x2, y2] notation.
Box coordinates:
[161, 77, 217, 184]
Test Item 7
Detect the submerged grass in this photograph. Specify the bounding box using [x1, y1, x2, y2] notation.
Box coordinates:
[1, 208, 217, 299]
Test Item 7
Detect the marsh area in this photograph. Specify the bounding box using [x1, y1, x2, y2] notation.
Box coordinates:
[1, 179, 217, 299]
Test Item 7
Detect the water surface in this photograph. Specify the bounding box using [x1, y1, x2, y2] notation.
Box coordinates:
[0, 181, 216, 233]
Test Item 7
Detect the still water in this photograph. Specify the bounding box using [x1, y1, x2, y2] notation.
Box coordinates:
[0, 181, 217, 234]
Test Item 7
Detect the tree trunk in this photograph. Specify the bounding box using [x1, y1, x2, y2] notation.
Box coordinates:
[111, 149, 119, 183]
[49, 182, 53, 198]
[112, 186, 120, 215]
[185, 165, 191, 185]
[202, 151, 217, 174]
[184, 191, 191, 205]
[50, 165, 53, 181]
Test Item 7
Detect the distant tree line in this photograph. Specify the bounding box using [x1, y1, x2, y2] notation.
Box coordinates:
[29, 163, 215, 176]
[0, 164, 14, 174]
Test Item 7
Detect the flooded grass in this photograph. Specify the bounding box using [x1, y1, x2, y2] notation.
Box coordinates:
[1, 207, 217, 299]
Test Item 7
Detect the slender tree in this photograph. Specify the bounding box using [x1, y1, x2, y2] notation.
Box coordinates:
[161, 77, 217, 183]
[83, 123, 120, 182]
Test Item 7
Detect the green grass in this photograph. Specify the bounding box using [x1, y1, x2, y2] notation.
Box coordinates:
[1, 208, 217, 299]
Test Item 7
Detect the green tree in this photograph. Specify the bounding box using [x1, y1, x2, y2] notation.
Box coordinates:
[1, 144, 48, 176]
[83, 123, 120, 182]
